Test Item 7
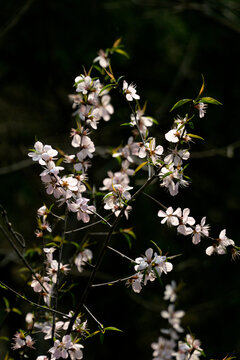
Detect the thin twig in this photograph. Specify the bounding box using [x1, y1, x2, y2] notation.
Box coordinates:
[0, 280, 70, 319]
[91, 275, 133, 288]
[88, 209, 112, 228]
[83, 304, 104, 329]
[50, 211, 65, 221]
[65, 219, 105, 234]
[0, 225, 49, 294]
[0, 0, 36, 39]
[107, 245, 136, 263]
[0, 204, 25, 248]
[142, 192, 167, 210]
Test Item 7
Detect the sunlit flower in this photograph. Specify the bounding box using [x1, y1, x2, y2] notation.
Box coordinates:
[158, 207, 181, 226]
[123, 80, 140, 101]
[192, 217, 209, 244]
[206, 229, 234, 256]
[94, 49, 110, 68]
[195, 102, 208, 118]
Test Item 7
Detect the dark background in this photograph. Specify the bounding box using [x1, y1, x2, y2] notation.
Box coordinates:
[0, 0, 240, 359]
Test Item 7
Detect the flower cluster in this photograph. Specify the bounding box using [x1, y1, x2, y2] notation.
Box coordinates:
[127, 248, 173, 293]
[11, 331, 35, 351]
[157, 205, 236, 257]
[24, 311, 87, 358]
[7, 42, 237, 360]
[151, 282, 203, 360]
[28, 140, 96, 223]
[103, 184, 133, 218]
[49, 335, 83, 360]
[30, 244, 70, 306]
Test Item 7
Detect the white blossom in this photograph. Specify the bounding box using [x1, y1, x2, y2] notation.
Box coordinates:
[161, 304, 185, 333]
[192, 217, 210, 244]
[151, 336, 176, 360]
[130, 109, 153, 134]
[28, 142, 58, 164]
[164, 148, 190, 167]
[75, 249, 93, 272]
[49, 335, 72, 359]
[75, 75, 100, 95]
[123, 80, 140, 101]
[99, 94, 114, 121]
[31, 273, 50, 293]
[177, 208, 195, 236]
[206, 229, 234, 256]
[93, 49, 110, 68]
[158, 207, 181, 226]
[195, 102, 208, 118]
[138, 138, 163, 164]
[68, 197, 96, 223]
[127, 273, 144, 293]
[164, 280, 177, 302]
[134, 248, 173, 285]
[12, 332, 35, 350]
[159, 165, 189, 196]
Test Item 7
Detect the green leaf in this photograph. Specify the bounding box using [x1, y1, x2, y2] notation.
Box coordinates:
[92, 64, 103, 74]
[99, 83, 116, 95]
[197, 74, 205, 98]
[161, 171, 172, 179]
[113, 37, 122, 48]
[99, 332, 104, 344]
[188, 121, 194, 129]
[114, 48, 130, 58]
[134, 161, 148, 174]
[199, 349, 206, 357]
[117, 75, 125, 83]
[3, 297, 9, 309]
[70, 241, 81, 249]
[170, 99, 192, 112]
[45, 242, 60, 248]
[153, 268, 163, 285]
[167, 253, 182, 260]
[187, 133, 204, 140]
[104, 326, 123, 332]
[199, 97, 222, 105]
[85, 330, 101, 339]
[182, 163, 189, 171]
[24, 247, 42, 258]
[56, 158, 63, 166]
[0, 336, 9, 341]
[121, 232, 132, 249]
[12, 307, 22, 315]
[120, 122, 132, 127]
[103, 192, 114, 200]
[120, 227, 136, 239]
[148, 116, 159, 125]
[150, 240, 162, 255]
[0, 283, 7, 290]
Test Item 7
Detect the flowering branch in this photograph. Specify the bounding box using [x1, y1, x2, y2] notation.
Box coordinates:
[66, 173, 157, 334]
